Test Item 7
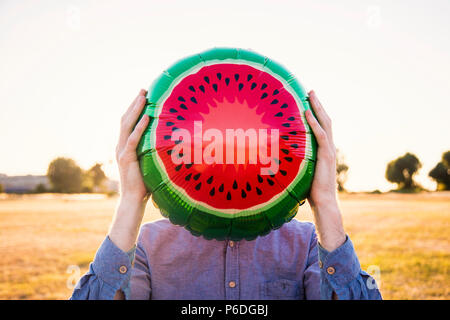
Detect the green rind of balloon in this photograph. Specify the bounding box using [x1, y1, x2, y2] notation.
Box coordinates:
[138, 47, 317, 240]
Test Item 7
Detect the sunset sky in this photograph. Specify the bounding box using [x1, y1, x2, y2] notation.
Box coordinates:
[1, 0, 449, 191]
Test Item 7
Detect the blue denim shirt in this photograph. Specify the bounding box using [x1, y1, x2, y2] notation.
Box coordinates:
[71, 218, 381, 300]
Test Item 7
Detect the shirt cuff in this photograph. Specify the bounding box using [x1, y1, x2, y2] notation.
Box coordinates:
[91, 236, 136, 291]
[317, 235, 361, 287]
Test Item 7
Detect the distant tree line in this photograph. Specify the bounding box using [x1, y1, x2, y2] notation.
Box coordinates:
[333, 149, 449, 193]
[45, 157, 108, 193]
[385, 151, 450, 192]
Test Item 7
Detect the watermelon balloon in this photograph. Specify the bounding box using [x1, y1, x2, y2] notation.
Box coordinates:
[138, 48, 317, 241]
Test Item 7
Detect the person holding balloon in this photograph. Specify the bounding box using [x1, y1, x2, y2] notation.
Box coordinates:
[71, 50, 381, 300]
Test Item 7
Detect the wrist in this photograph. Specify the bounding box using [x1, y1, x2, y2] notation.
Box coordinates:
[310, 197, 346, 252]
[108, 195, 148, 252]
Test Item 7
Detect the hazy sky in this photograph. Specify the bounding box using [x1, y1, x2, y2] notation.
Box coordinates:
[1, 0, 449, 191]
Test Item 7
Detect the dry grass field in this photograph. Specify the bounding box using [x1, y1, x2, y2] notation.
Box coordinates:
[0, 192, 449, 300]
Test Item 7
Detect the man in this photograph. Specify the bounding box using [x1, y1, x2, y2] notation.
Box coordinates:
[71, 89, 381, 300]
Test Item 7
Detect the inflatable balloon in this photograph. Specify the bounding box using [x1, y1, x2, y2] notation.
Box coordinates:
[137, 48, 317, 241]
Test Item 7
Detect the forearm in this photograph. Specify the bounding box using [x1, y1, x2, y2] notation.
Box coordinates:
[310, 196, 346, 252]
[108, 195, 148, 252]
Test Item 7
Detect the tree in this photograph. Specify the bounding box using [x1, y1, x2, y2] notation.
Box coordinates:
[385, 152, 422, 190]
[33, 183, 48, 193]
[336, 149, 349, 192]
[84, 163, 107, 192]
[47, 157, 83, 193]
[429, 151, 450, 191]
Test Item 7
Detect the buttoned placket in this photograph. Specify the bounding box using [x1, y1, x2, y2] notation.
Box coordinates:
[225, 240, 240, 299]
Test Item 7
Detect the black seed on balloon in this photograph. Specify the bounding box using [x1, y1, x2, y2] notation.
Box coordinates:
[180, 103, 188, 110]
[289, 131, 297, 135]
[164, 135, 171, 140]
[233, 180, 238, 189]
[193, 173, 201, 181]
[177, 116, 185, 121]
[251, 83, 257, 90]
[257, 175, 263, 183]
[227, 192, 231, 200]
[175, 164, 182, 171]
[178, 96, 185, 102]
[185, 173, 192, 181]
[261, 83, 267, 90]
[275, 112, 283, 117]
[281, 135, 289, 141]
[273, 89, 279, 95]
[274, 158, 281, 165]
[199, 85, 205, 93]
[247, 74, 253, 81]
[166, 122, 174, 126]
[169, 108, 178, 113]
[210, 187, 215, 196]
[241, 190, 247, 198]
[246, 182, 251, 191]
[281, 103, 288, 109]
[288, 116, 295, 121]
[234, 74, 239, 81]
[188, 86, 195, 92]
[172, 127, 179, 132]
[185, 163, 193, 169]
[195, 182, 202, 191]
[261, 93, 268, 99]
[204, 76, 210, 84]
[281, 149, 289, 154]
[256, 187, 262, 195]
[225, 78, 230, 86]
[282, 123, 291, 127]
[174, 140, 182, 145]
[280, 170, 287, 176]
[167, 150, 173, 155]
[267, 178, 274, 186]
[291, 144, 299, 149]
[284, 157, 293, 162]
[190, 97, 197, 104]
[271, 99, 279, 105]
[217, 73, 222, 80]
[238, 83, 244, 91]
[207, 176, 213, 184]
[219, 184, 224, 192]
[213, 84, 218, 92]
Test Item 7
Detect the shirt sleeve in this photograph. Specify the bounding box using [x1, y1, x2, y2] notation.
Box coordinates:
[317, 235, 382, 300]
[70, 236, 136, 300]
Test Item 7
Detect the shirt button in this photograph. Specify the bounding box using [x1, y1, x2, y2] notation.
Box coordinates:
[318, 261, 323, 268]
[119, 265, 128, 274]
[228, 281, 236, 288]
[327, 266, 335, 275]
[229, 241, 235, 248]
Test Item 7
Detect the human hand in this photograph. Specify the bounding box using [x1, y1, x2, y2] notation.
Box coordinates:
[109, 89, 150, 252]
[305, 90, 346, 251]
[116, 89, 149, 202]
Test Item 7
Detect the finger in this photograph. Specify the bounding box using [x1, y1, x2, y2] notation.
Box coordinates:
[305, 109, 328, 146]
[126, 89, 147, 115]
[125, 114, 150, 152]
[308, 90, 332, 139]
[119, 95, 147, 150]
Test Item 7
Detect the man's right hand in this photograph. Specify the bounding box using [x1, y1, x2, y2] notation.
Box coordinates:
[109, 89, 150, 252]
